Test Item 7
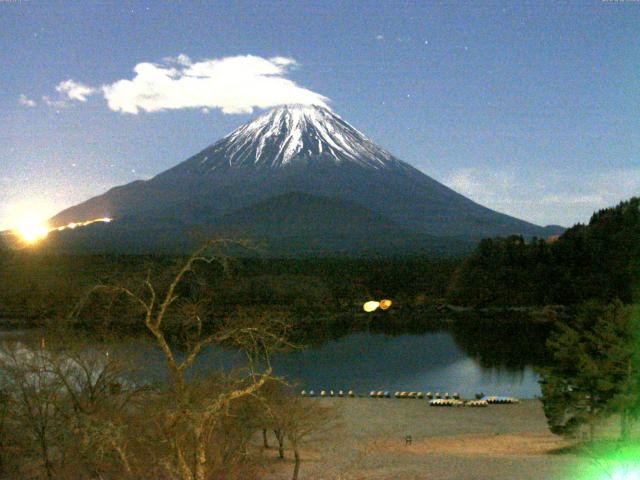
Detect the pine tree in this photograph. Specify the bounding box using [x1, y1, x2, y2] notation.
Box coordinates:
[538, 300, 639, 441]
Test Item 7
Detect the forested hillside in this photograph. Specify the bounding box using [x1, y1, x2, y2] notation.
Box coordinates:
[447, 197, 640, 307]
[2, 198, 637, 321]
[0, 251, 458, 324]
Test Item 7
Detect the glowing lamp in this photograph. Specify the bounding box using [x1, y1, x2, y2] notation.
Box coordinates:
[15, 222, 49, 244]
[363, 301, 380, 313]
[379, 299, 393, 310]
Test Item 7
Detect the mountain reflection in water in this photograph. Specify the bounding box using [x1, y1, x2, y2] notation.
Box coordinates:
[270, 327, 546, 399]
[0, 320, 550, 399]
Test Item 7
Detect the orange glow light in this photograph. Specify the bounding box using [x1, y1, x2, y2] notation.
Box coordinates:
[15, 221, 50, 244]
[379, 299, 393, 310]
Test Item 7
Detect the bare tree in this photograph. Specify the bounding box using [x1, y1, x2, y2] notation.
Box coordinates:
[50, 335, 145, 479]
[0, 332, 149, 480]
[259, 383, 336, 480]
[285, 398, 334, 480]
[70, 239, 293, 480]
[257, 379, 289, 459]
[0, 341, 66, 480]
[0, 386, 10, 476]
[0, 240, 298, 479]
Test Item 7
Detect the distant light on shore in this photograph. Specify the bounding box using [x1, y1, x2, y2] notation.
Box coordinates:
[15, 222, 50, 244]
[363, 301, 380, 312]
[12, 217, 113, 246]
[379, 299, 392, 310]
[363, 299, 393, 313]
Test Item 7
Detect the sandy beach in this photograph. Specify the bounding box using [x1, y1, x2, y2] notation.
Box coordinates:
[259, 398, 581, 479]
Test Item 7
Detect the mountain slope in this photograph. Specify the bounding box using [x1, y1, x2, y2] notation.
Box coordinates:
[213, 192, 474, 256]
[49, 104, 562, 254]
[43, 192, 475, 256]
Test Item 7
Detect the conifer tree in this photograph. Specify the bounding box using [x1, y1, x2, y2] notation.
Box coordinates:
[538, 300, 639, 441]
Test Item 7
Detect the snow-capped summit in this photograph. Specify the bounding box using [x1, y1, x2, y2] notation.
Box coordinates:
[184, 104, 405, 171]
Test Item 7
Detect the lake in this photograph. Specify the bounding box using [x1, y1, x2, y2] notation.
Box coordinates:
[270, 330, 542, 398]
[0, 321, 549, 399]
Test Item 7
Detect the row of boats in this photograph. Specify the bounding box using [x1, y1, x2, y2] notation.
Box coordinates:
[428, 396, 520, 407]
[299, 389, 519, 406]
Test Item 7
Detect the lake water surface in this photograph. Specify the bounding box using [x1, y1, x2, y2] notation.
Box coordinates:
[1, 323, 548, 399]
[270, 330, 542, 398]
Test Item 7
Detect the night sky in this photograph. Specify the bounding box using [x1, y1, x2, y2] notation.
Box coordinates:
[1, 0, 639, 230]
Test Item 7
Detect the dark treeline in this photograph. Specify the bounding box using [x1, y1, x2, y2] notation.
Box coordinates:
[0, 250, 460, 326]
[447, 197, 640, 307]
[2, 197, 637, 325]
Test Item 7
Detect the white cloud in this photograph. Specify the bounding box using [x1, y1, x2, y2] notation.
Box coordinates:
[162, 54, 192, 66]
[18, 94, 37, 107]
[268, 56, 297, 67]
[55, 79, 97, 102]
[101, 54, 329, 115]
[41, 95, 68, 109]
[441, 166, 640, 227]
[539, 193, 604, 206]
[446, 168, 508, 199]
[38, 80, 95, 110]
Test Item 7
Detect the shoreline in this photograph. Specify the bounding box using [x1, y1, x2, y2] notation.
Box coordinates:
[260, 398, 579, 479]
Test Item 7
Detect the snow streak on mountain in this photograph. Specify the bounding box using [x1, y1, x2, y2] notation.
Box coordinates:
[185, 104, 410, 171]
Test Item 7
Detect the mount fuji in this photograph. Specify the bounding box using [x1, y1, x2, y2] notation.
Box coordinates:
[47, 104, 562, 255]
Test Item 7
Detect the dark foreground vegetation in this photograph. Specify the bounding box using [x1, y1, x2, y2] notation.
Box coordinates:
[0, 244, 336, 480]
